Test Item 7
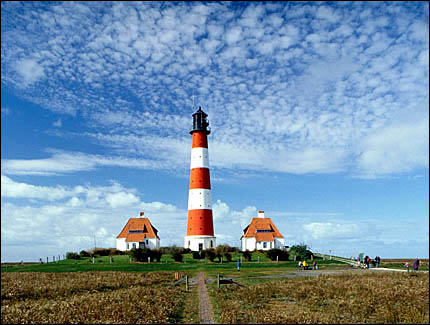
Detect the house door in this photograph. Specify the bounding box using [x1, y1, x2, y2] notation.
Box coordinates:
[199, 243, 203, 251]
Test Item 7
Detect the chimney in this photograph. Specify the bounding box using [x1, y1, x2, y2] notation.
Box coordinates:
[140, 212, 144, 217]
[258, 210, 264, 218]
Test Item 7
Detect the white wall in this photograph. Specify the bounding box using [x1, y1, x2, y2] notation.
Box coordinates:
[116, 238, 127, 251]
[184, 235, 216, 251]
[242, 237, 285, 251]
[274, 238, 285, 249]
[116, 238, 160, 251]
[241, 237, 256, 251]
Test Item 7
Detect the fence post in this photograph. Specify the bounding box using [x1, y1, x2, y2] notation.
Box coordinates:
[110, 256, 112, 264]
[221, 256, 223, 264]
[240, 256, 243, 264]
[217, 274, 220, 289]
[277, 255, 279, 262]
[148, 257, 150, 263]
[92, 256, 95, 264]
[258, 256, 260, 263]
[47, 257, 49, 263]
[53, 256, 55, 262]
[185, 275, 188, 291]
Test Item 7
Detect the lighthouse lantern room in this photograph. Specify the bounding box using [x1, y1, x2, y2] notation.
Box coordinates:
[184, 107, 216, 251]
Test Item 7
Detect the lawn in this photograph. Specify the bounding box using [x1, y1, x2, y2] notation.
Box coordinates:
[1, 252, 343, 274]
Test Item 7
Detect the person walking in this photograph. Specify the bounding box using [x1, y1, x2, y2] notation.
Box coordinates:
[405, 261, 410, 272]
[298, 261, 303, 270]
[237, 258, 241, 272]
[312, 261, 317, 270]
[413, 259, 420, 272]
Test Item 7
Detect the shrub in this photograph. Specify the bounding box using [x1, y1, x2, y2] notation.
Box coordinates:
[290, 244, 313, 261]
[130, 248, 155, 262]
[205, 249, 216, 262]
[79, 250, 90, 258]
[172, 252, 183, 262]
[152, 249, 163, 262]
[265, 248, 289, 261]
[224, 252, 232, 262]
[242, 250, 252, 261]
[66, 252, 80, 260]
[192, 251, 202, 259]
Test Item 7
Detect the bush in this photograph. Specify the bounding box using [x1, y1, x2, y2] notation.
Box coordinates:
[290, 244, 313, 261]
[80, 250, 90, 258]
[130, 248, 154, 262]
[192, 251, 202, 259]
[265, 248, 289, 261]
[88, 248, 111, 257]
[66, 252, 80, 260]
[224, 252, 232, 262]
[172, 251, 183, 262]
[242, 250, 252, 261]
[205, 249, 216, 262]
[152, 249, 163, 262]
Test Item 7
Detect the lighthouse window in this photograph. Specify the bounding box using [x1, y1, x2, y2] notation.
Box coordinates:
[129, 230, 144, 233]
[257, 230, 271, 233]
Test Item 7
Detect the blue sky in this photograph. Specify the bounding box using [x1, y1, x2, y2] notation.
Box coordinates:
[1, 1, 429, 262]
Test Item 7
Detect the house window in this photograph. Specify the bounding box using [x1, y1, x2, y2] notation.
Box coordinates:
[126, 243, 129, 249]
[132, 243, 136, 249]
[270, 242, 272, 248]
[199, 243, 203, 251]
[263, 242, 267, 248]
[210, 240, 213, 248]
[188, 241, 191, 248]
[146, 239, 148, 245]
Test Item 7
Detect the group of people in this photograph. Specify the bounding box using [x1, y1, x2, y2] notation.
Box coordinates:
[298, 260, 317, 270]
[405, 259, 420, 272]
[358, 255, 381, 268]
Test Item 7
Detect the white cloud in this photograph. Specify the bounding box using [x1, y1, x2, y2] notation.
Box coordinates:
[1, 2, 428, 179]
[356, 112, 429, 177]
[15, 58, 45, 86]
[53, 119, 62, 127]
[303, 222, 360, 240]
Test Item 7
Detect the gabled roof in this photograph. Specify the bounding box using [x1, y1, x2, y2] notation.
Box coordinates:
[241, 217, 283, 240]
[116, 217, 160, 241]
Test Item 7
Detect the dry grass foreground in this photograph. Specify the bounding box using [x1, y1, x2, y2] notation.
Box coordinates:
[211, 271, 429, 323]
[1, 271, 194, 323]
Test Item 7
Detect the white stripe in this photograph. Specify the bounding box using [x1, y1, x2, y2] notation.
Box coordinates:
[190, 147, 209, 169]
[188, 189, 212, 210]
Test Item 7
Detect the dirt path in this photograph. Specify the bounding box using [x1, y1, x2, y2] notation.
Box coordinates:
[198, 272, 215, 324]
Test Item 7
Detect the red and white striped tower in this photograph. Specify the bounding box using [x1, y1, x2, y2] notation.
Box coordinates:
[184, 107, 216, 251]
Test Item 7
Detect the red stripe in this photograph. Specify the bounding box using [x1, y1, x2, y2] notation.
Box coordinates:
[192, 132, 208, 148]
[189, 168, 211, 189]
[186, 209, 214, 236]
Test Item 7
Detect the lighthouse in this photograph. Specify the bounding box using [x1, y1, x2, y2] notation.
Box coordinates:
[184, 107, 216, 251]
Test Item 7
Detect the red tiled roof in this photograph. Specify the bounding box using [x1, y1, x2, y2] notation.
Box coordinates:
[255, 232, 276, 242]
[116, 217, 160, 241]
[241, 217, 283, 239]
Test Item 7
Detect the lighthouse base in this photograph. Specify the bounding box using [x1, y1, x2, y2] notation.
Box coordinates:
[184, 235, 216, 251]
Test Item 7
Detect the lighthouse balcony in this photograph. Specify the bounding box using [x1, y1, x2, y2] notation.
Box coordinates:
[189, 126, 211, 135]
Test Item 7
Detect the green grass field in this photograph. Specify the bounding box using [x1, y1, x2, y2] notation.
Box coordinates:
[1, 252, 345, 274]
